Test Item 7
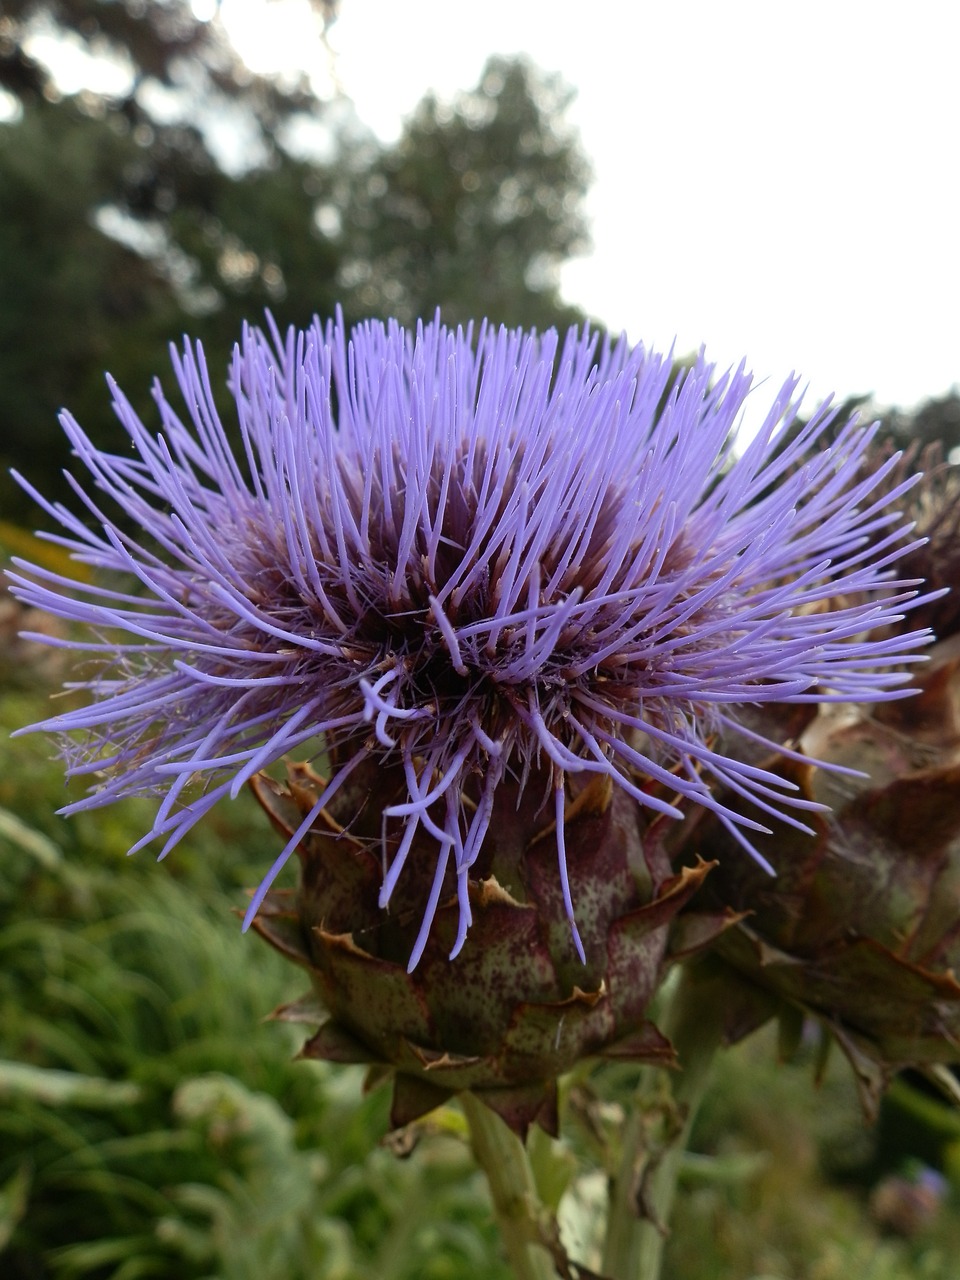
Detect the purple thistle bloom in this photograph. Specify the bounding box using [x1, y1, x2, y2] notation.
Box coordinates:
[9, 312, 935, 968]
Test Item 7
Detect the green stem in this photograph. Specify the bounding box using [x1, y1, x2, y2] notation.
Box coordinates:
[460, 1091, 560, 1280]
[602, 963, 726, 1280]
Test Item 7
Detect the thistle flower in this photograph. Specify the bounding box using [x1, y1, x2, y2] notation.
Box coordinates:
[9, 312, 932, 973]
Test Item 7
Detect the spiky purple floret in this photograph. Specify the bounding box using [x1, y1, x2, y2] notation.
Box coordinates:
[9, 311, 937, 967]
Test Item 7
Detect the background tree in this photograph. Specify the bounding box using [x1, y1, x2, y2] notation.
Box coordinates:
[336, 55, 590, 330]
[873, 393, 960, 458]
[0, 3, 591, 523]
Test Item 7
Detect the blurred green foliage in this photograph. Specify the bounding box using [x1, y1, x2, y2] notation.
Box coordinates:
[1, 606, 959, 1277]
[0, 678, 515, 1279]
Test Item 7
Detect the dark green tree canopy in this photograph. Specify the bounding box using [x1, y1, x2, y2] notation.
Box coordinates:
[0, 4, 593, 522]
[337, 55, 590, 330]
[1, 0, 339, 122]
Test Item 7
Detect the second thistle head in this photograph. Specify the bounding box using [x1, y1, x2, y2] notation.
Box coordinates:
[672, 453, 960, 1112]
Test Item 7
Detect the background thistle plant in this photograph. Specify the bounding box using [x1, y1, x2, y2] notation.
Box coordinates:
[675, 454, 960, 1115]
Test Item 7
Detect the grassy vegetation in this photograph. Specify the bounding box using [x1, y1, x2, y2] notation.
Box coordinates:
[0, 673, 512, 1280]
[2, 555, 960, 1278]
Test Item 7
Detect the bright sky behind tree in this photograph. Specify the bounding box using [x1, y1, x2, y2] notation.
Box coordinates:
[15, 0, 956, 416]
[217, 0, 958, 417]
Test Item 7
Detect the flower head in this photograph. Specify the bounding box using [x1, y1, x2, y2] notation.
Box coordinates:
[10, 312, 933, 966]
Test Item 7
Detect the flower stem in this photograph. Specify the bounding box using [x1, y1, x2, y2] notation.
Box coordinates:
[602, 962, 726, 1280]
[460, 1091, 560, 1280]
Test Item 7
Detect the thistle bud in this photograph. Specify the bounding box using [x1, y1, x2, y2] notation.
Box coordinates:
[680, 456, 960, 1114]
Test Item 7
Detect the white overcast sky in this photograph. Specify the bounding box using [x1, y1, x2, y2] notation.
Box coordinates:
[219, 0, 958, 416]
[24, 0, 960, 415]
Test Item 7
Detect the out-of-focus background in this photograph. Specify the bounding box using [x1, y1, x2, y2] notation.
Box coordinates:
[2, 3, 960, 1277]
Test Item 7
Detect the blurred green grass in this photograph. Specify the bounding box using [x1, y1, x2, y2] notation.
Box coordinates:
[0, 668, 511, 1279]
[2, 558, 960, 1278]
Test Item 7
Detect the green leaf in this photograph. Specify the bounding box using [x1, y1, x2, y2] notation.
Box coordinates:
[0, 805, 61, 869]
[0, 1060, 141, 1109]
[0, 1163, 31, 1252]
